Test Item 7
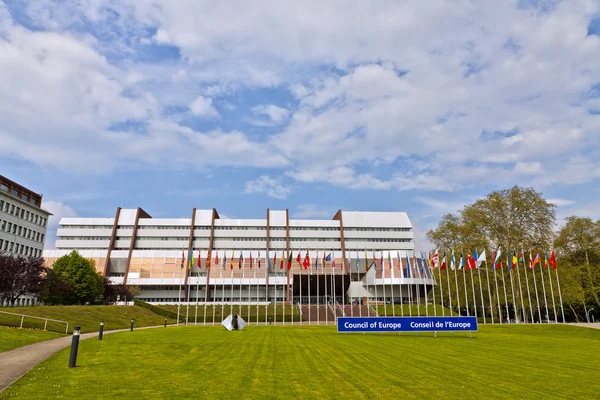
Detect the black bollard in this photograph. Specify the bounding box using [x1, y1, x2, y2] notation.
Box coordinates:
[130, 319, 134, 331]
[164, 319, 167, 328]
[99, 320, 104, 340]
[68, 326, 81, 368]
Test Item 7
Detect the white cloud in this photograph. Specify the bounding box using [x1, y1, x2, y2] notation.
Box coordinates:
[189, 96, 219, 118]
[245, 175, 291, 199]
[547, 198, 575, 207]
[41, 200, 78, 249]
[292, 204, 332, 218]
[252, 104, 290, 123]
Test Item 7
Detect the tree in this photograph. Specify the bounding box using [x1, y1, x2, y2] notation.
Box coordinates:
[102, 280, 141, 304]
[40, 269, 73, 305]
[50, 251, 104, 305]
[0, 252, 47, 306]
[427, 186, 556, 251]
[554, 217, 600, 309]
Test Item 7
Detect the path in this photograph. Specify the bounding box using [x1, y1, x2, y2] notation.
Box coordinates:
[0, 325, 162, 392]
[571, 322, 600, 330]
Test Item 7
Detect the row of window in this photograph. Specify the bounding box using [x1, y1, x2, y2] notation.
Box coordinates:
[0, 239, 41, 257]
[58, 236, 110, 241]
[345, 238, 412, 243]
[60, 224, 411, 233]
[0, 200, 47, 227]
[0, 220, 45, 243]
[0, 184, 40, 206]
[345, 228, 411, 232]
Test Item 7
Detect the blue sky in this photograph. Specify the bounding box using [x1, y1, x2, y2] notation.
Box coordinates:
[1, 0, 600, 249]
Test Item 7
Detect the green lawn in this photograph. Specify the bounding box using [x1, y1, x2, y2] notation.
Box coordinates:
[2, 324, 599, 399]
[0, 326, 64, 353]
[0, 306, 177, 334]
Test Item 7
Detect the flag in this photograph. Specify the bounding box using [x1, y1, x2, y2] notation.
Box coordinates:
[189, 249, 194, 270]
[280, 252, 285, 270]
[355, 252, 359, 271]
[239, 252, 243, 269]
[467, 250, 476, 269]
[303, 250, 309, 269]
[473, 250, 479, 269]
[420, 252, 426, 274]
[549, 250, 557, 270]
[315, 252, 319, 270]
[206, 249, 211, 269]
[476, 250, 486, 268]
[287, 252, 293, 270]
[506, 250, 512, 271]
[544, 252, 549, 269]
[332, 255, 336, 269]
[267, 251, 271, 271]
[432, 250, 439, 268]
[215, 251, 219, 266]
[529, 252, 534, 269]
[493, 249, 502, 269]
[258, 251, 261, 269]
[450, 250, 455, 270]
[459, 253, 465, 270]
[296, 252, 301, 266]
[512, 252, 518, 269]
[532, 252, 541, 268]
[388, 251, 392, 270]
[405, 253, 411, 278]
[230, 250, 234, 270]
[440, 251, 447, 270]
[222, 251, 227, 271]
[181, 251, 185, 269]
[379, 253, 384, 269]
[249, 252, 253, 269]
[197, 250, 202, 268]
[365, 250, 369, 270]
[325, 253, 332, 262]
[273, 252, 277, 270]
[427, 252, 432, 267]
[519, 251, 525, 265]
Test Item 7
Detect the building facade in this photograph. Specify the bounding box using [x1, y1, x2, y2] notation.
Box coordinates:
[43, 208, 435, 305]
[0, 175, 50, 258]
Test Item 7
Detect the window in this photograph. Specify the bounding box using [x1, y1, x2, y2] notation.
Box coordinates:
[9, 242, 14, 252]
[23, 194, 29, 202]
[19, 244, 24, 254]
[15, 207, 20, 216]
[0, 183, 8, 192]
[10, 188, 19, 197]
[0, 200, 3, 210]
[21, 209, 25, 219]
[1, 221, 5, 231]
[0, 239, 3, 249]
[12, 224, 16, 234]
[10, 204, 14, 214]
[18, 226, 22, 236]
[40, 234, 44, 243]
[34, 215, 38, 224]
[36, 232, 40, 241]
[25, 211, 29, 220]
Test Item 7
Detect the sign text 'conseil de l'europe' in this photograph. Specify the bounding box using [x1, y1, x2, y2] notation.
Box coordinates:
[337, 316, 478, 333]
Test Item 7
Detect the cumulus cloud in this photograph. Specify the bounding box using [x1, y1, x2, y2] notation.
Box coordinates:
[292, 204, 332, 218]
[41, 200, 79, 249]
[245, 175, 291, 199]
[189, 96, 219, 118]
[252, 104, 290, 123]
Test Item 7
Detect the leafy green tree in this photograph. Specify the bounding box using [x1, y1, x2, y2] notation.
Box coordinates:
[0, 252, 47, 305]
[50, 251, 104, 305]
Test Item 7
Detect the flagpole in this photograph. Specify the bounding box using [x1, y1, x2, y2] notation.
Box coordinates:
[248, 253, 252, 325]
[407, 253, 412, 317]
[202, 250, 208, 325]
[453, 252, 460, 316]
[177, 250, 183, 326]
[256, 252, 259, 326]
[493, 259, 502, 323]
[522, 249, 533, 322]
[430, 254, 437, 317]
[555, 265, 566, 323]
[476, 252, 485, 324]
[438, 260, 444, 317]
[333, 249, 338, 320]
[195, 253, 200, 326]
[221, 252, 225, 323]
[546, 253, 557, 323]
[399, 251, 404, 317]
[423, 255, 430, 317]
[300, 253, 303, 325]
[515, 254, 526, 323]
[469, 258, 477, 319]
[446, 252, 453, 316]
[308, 251, 312, 324]
[373, 251, 379, 317]
[484, 254, 493, 323]
[501, 264, 510, 323]
[324, 252, 329, 325]
[230, 253, 234, 319]
[461, 254, 469, 317]
[239, 254, 243, 319]
[530, 251, 542, 323]
[507, 253, 517, 323]
[382, 252, 387, 318]
[539, 257, 549, 323]
[415, 252, 421, 317]
[185, 251, 191, 326]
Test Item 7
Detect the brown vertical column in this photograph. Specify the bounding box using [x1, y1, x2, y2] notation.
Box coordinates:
[205, 208, 218, 301]
[183, 208, 197, 300]
[103, 207, 121, 276]
[285, 209, 290, 305]
[123, 207, 151, 285]
[333, 210, 347, 273]
[265, 209, 270, 303]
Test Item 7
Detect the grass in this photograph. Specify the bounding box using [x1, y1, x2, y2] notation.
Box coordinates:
[153, 304, 457, 323]
[2, 324, 599, 399]
[0, 306, 177, 334]
[0, 326, 64, 353]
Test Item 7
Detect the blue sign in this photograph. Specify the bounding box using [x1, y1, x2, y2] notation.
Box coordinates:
[337, 316, 478, 333]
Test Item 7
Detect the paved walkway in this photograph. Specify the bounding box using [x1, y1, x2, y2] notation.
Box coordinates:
[0, 326, 162, 392]
[571, 322, 600, 330]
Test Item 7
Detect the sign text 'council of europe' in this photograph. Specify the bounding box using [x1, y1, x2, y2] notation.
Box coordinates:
[337, 316, 478, 333]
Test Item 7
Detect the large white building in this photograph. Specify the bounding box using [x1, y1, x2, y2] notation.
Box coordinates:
[43, 208, 435, 307]
[0, 175, 50, 258]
